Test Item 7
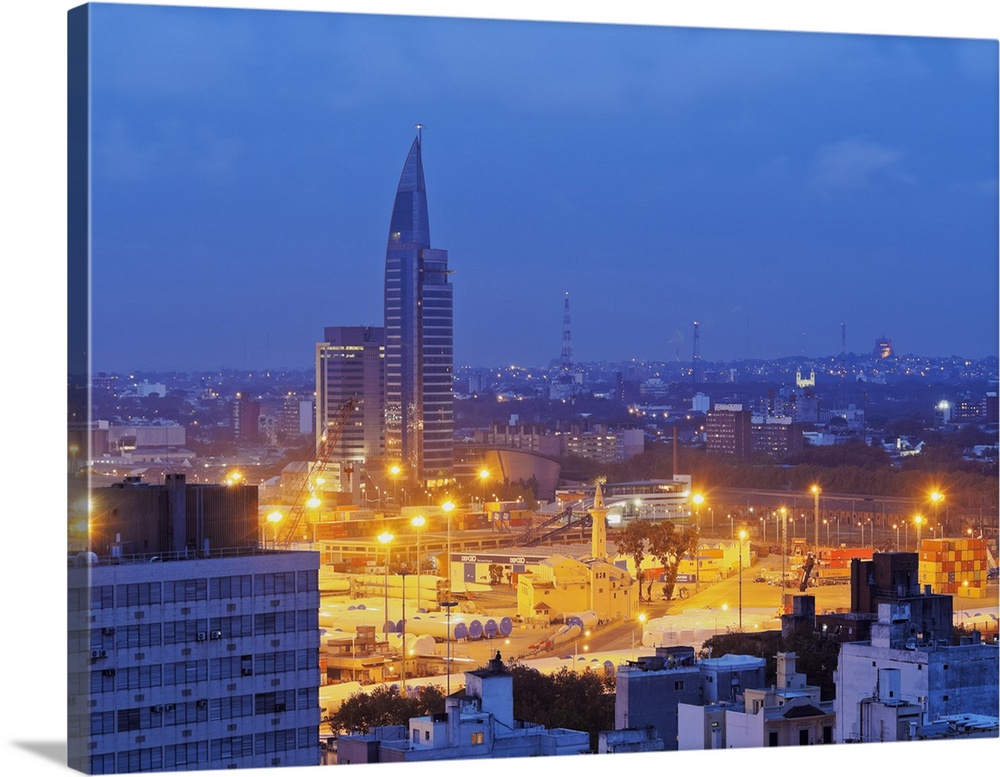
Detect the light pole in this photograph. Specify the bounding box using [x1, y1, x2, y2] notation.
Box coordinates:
[266, 510, 282, 550]
[634, 613, 646, 651]
[411, 515, 425, 613]
[400, 569, 409, 697]
[574, 630, 591, 673]
[378, 531, 394, 636]
[390, 464, 401, 508]
[893, 523, 900, 549]
[824, 519, 830, 547]
[858, 520, 865, 548]
[442, 500, 455, 595]
[779, 506, 787, 594]
[930, 491, 943, 532]
[811, 485, 821, 550]
[692, 493, 704, 593]
[479, 469, 490, 511]
[738, 529, 747, 631]
[438, 599, 458, 697]
[914, 515, 923, 550]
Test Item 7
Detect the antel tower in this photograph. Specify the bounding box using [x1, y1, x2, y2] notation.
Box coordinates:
[383, 128, 454, 487]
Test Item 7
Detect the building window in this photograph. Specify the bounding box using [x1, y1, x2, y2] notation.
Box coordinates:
[674, 681, 684, 690]
[769, 731, 778, 747]
[471, 732, 484, 745]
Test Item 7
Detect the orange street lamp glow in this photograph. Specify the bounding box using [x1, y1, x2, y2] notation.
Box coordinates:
[266, 510, 282, 548]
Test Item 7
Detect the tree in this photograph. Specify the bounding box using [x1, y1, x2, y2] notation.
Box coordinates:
[328, 684, 444, 734]
[647, 521, 699, 601]
[509, 663, 614, 752]
[615, 520, 648, 601]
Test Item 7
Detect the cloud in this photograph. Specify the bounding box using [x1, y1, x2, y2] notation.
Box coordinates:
[811, 138, 905, 191]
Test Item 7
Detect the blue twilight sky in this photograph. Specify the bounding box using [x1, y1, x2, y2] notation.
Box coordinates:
[85, 3, 999, 372]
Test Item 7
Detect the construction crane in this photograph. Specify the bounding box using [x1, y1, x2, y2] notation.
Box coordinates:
[273, 398, 354, 548]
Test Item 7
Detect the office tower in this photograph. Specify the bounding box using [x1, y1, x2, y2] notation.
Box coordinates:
[68, 551, 322, 773]
[315, 326, 385, 497]
[705, 403, 752, 458]
[68, 474, 321, 772]
[383, 129, 453, 487]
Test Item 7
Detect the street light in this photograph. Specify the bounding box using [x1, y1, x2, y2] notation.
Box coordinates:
[438, 600, 459, 697]
[810, 485, 821, 550]
[893, 523, 900, 549]
[442, 500, 455, 595]
[479, 469, 490, 510]
[378, 531, 394, 635]
[779, 506, 787, 592]
[389, 464, 402, 508]
[400, 569, 409, 697]
[411, 515, 425, 613]
[692, 493, 704, 593]
[738, 529, 747, 631]
[266, 510, 282, 549]
[914, 514, 924, 550]
[634, 613, 647, 650]
[824, 519, 830, 547]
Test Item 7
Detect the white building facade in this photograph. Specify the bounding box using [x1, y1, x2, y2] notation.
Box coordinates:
[68, 550, 322, 773]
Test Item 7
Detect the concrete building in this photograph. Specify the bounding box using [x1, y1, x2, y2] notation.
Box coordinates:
[613, 646, 767, 751]
[680, 652, 835, 750]
[230, 393, 260, 443]
[67, 550, 322, 773]
[383, 130, 454, 487]
[516, 554, 635, 624]
[705, 404, 752, 458]
[315, 325, 385, 498]
[750, 416, 806, 457]
[563, 425, 644, 464]
[336, 654, 590, 762]
[833, 601, 999, 743]
[850, 553, 954, 641]
[515, 486, 639, 624]
[280, 393, 313, 441]
[88, 474, 258, 558]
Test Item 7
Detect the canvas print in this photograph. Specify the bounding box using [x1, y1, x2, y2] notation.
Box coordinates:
[66, 2, 999, 774]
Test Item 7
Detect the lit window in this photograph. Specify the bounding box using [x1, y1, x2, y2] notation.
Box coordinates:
[471, 732, 484, 745]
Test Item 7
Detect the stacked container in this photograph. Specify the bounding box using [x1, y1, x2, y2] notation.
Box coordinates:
[918, 536, 988, 598]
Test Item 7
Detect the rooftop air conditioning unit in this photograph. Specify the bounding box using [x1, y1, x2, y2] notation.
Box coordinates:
[100, 650, 108, 658]
[152, 705, 164, 713]
[165, 704, 176, 712]
[210, 630, 222, 640]
[91, 650, 102, 659]
[196, 632, 207, 641]
[241, 667, 253, 676]
[197, 699, 208, 708]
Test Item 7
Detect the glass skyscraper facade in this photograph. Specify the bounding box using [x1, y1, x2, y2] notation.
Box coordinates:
[384, 132, 454, 486]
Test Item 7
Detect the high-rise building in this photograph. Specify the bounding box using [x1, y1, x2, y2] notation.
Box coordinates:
[68, 551, 322, 773]
[315, 326, 385, 497]
[383, 129, 453, 487]
[705, 404, 752, 458]
[68, 475, 322, 772]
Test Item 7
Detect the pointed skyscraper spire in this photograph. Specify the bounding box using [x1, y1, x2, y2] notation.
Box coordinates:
[387, 130, 430, 249]
[384, 128, 453, 486]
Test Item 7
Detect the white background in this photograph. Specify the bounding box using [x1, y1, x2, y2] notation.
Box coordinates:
[1, 1, 996, 775]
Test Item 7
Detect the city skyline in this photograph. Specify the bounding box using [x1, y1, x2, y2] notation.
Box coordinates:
[2, 3, 997, 777]
[83, 4, 998, 374]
